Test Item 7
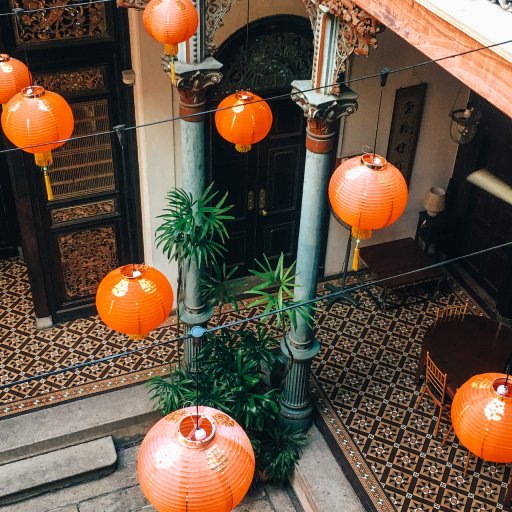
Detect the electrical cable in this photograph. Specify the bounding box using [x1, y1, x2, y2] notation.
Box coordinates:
[0, 31, 509, 155]
[2, 238, 512, 392]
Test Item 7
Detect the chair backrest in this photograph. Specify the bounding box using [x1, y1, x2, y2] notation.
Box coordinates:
[424, 352, 447, 407]
[436, 303, 468, 323]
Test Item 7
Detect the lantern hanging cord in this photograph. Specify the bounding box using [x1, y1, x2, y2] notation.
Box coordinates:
[0, 38, 511, 156]
[372, 67, 388, 158]
[3, 239, 512, 392]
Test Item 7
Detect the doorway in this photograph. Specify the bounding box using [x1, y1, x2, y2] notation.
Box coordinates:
[206, 15, 314, 276]
[0, 151, 20, 259]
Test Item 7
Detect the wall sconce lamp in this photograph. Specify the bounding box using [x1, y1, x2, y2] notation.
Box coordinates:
[423, 186, 446, 217]
[449, 107, 481, 144]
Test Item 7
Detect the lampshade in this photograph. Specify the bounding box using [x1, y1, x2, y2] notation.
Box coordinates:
[138, 406, 255, 512]
[96, 263, 173, 339]
[449, 107, 481, 144]
[328, 153, 409, 238]
[215, 91, 273, 152]
[423, 186, 446, 217]
[143, 0, 198, 57]
[451, 373, 512, 463]
[1, 85, 74, 167]
[0, 54, 31, 105]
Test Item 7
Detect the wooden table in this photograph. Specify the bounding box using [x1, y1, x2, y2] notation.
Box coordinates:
[415, 315, 512, 397]
[359, 237, 444, 309]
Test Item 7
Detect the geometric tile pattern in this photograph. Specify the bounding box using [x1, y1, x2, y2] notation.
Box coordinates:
[0, 257, 178, 417]
[312, 276, 511, 512]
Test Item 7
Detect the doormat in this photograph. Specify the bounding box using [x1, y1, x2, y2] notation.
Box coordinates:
[311, 276, 511, 512]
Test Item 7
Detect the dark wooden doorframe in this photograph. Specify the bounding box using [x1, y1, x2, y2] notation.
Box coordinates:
[206, 14, 335, 277]
[0, 4, 142, 323]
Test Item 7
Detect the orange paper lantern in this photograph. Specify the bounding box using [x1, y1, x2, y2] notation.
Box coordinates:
[143, 0, 198, 57]
[0, 54, 31, 105]
[328, 153, 408, 269]
[451, 373, 512, 463]
[215, 91, 273, 152]
[96, 264, 173, 339]
[138, 406, 255, 512]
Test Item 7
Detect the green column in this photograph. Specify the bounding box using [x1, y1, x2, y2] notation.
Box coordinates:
[281, 81, 358, 431]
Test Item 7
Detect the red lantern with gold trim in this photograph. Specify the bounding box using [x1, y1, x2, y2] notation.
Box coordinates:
[96, 264, 173, 340]
[451, 373, 512, 463]
[0, 54, 31, 105]
[143, 0, 198, 83]
[1, 85, 74, 201]
[138, 406, 255, 512]
[215, 91, 273, 152]
[328, 153, 408, 269]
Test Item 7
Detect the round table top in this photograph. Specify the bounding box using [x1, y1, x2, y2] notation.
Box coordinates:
[422, 315, 512, 395]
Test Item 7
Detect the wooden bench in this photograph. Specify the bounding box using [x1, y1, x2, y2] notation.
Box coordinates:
[359, 237, 444, 309]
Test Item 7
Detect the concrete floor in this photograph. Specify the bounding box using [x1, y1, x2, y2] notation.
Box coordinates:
[1, 440, 303, 512]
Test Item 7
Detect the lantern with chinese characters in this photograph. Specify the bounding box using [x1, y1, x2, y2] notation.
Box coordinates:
[138, 406, 255, 512]
[451, 373, 512, 463]
[215, 91, 273, 152]
[143, 0, 198, 83]
[96, 264, 173, 340]
[1, 85, 74, 201]
[328, 153, 408, 269]
[0, 54, 31, 105]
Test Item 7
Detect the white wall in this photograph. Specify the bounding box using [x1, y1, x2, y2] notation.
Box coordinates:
[324, 29, 470, 276]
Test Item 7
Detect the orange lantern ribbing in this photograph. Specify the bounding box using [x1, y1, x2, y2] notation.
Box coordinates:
[1, 85, 74, 201]
[328, 153, 408, 269]
[451, 373, 512, 463]
[143, 0, 198, 83]
[138, 406, 255, 512]
[215, 91, 273, 152]
[96, 264, 173, 340]
[0, 54, 31, 105]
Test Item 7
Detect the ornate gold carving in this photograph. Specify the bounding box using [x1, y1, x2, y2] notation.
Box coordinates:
[51, 200, 116, 225]
[58, 226, 118, 299]
[204, 0, 240, 55]
[174, 68, 223, 108]
[11, 0, 108, 46]
[34, 67, 106, 96]
[116, 0, 149, 8]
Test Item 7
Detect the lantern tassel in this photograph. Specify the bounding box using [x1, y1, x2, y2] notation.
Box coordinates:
[235, 144, 252, 153]
[352, 239, 360, 271]
[164, 44, 179, 86]
[43, 167, 54, 201]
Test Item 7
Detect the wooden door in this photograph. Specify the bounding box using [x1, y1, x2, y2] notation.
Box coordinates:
[206, 15, 313, 276]
[0, 2, 141, 321]
[452, 93, 512, 298]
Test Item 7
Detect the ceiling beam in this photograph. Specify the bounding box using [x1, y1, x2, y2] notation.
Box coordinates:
[352, 0, 512, 119]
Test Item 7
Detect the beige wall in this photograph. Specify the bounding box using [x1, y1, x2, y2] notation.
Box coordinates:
[324, 28, 470, 276]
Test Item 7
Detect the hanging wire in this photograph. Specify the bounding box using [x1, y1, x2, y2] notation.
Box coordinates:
[372, 67, 388, 157]
[0, 37, 510, 157]
[3, 239, 512, 392]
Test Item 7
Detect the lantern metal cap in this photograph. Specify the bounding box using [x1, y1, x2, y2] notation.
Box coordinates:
[120, 263, 145, 279]
[21, 85, 45, 99]
[361, 153, 387, 170]
[0, 54, 11, 62]
[235, 91, 253, 102]
[177, 413, 216, 448]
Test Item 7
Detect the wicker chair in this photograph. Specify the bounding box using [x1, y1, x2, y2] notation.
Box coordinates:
[435, 303, 469, 323]
[415, 352, 449, 436]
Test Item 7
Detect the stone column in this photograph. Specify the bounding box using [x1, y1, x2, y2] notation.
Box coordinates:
[163, 57, 222, 369]
[279, 81, 358, 431]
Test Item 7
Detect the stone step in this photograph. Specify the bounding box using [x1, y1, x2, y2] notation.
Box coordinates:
[0, 437, 117, 506]
[0, 383, 161, 465]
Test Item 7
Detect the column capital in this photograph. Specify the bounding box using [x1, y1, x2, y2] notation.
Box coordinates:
[163, 57, 223, 120]
[291, 79, 358, 153]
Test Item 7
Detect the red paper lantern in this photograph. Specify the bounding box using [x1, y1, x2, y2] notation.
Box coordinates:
[451, 373, 512, 463]
[215, 91, 273, 152]
[143, 0, 198, 57]
[96, 264, 173, 339]
[328, 153, 408, 269]
[138, 406, 255, 512]
[0, 54, 31, 105]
